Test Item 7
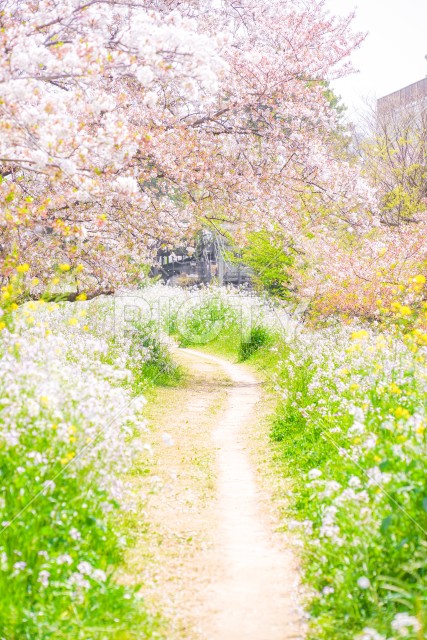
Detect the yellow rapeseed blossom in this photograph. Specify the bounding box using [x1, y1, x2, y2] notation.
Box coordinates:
[389, 383, 401, 395]
[351, 330, 369, 341]
[16, 263, 30, 273]
[0, 321, 6, 331]
[399, 305, 412, 317]
[350, 383, 360, 392]
[395, 407, 410, 420]
[83, 325, 89, 331]
[60, 452, 75, 465]
[76, 293, 87, 301]
[58, 263, 71, 272]
[68, 317, 78, 326]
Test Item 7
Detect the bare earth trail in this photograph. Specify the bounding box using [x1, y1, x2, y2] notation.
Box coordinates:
[123, 348, 304, 640]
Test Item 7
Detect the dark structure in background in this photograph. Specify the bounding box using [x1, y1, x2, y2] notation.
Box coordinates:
[151, 231, 252, 286]
[377, 77, 427, 117]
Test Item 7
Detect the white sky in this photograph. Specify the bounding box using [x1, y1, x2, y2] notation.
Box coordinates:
[325, 0, 427, 117]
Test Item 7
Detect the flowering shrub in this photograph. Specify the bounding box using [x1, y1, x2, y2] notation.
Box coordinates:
[0, 297, 163, 638]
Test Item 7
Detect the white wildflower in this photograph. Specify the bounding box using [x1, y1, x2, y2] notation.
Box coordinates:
[92, 568, 107, 582]
[356, 629, 386, 640]
[77, 561, 93, 575]
[357, 577, 371, 589]
[38, 570, 50, 587]
[391, 613, 421, 635]
[69, 528, 81, 541]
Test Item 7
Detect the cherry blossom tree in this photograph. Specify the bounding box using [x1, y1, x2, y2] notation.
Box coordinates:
[0, 0, 366, 292]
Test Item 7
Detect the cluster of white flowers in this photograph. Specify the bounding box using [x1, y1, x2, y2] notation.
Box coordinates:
[267, 316, 427, 639]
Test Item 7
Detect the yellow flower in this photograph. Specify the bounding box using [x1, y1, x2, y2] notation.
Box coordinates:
[75, 265, 84, 273]
[68, 317, 78, 326]
[58, 263, 71, 272]
[60, 452, 75, 465]
[51, 277, 60, 285]
[416, 424, 426, 435]
[389, 383, 401, 395]
[0, 321, 6, 331]
[76, 292, 87, 301]
[351, 330, 369, 341]
[339, 368, 350, 376]
[69, 436, 76, 443]
[51, 424, 58, 430]
[350, 383, 360, 392]
[69, 425, 77, 434]
[395, 407, 410, 420]
[83, 325, 89, 331]
[40, 396, 49, 407]
[16, 263, 30, 273]
[353, 436, 362, 444]
[413, 274, 426, 285]
[31, 278, 40, 286]
[399, 306, 412, 317]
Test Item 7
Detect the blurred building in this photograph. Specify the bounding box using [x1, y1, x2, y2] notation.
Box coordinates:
[377, 77, 427, 117]
[151, 230, 252, 287]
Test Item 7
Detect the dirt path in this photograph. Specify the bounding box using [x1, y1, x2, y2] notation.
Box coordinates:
[123, 348, 304, 639]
